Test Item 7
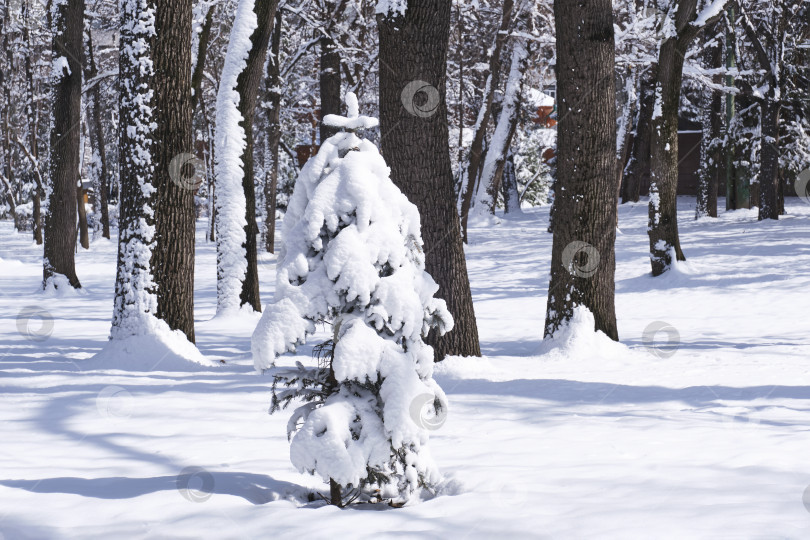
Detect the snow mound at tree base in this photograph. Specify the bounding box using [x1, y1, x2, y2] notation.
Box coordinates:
[86, 328, 217, 372]
[537, 306, 631, 362]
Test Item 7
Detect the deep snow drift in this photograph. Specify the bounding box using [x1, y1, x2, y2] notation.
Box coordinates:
[2, 198, 810, 538]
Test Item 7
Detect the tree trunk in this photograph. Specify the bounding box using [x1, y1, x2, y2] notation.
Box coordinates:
[1, 2, 23, 233]
[236, 0, 279, 312]
[473, 41, 528, 216]
[77, 185, 89, 249]
[319, 33, 342, 142]
[696, 32, 722, 219]
[621, 69, 655, 203]
[459, 0, 514, 241]
[758, 99, 781, 220]
[44, 0, 84, 289]
[544, 0, 618, 340]
[22, 0, 42, 243]
[191, 3, 215, 113]
[647, 1, 698, 276]
[501, 152, 521, 214]
[378, 1, 481, 360]
[264, 10, 282, 254]
[151, 0, 196, 341]
[85, 29, 111, 239]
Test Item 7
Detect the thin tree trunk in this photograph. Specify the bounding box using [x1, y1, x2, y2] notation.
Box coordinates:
[648, 1, 700, 276]
[622, 68, 655, 203]
[378, 0, 481, 360]
[501, 152, 521, 214]
[459, 0, 514, 241]
[473, 41, 527, 215]
[22, 0, 42, 243]
[0, 1, 19, 232]
[77, 185, 89, 249]
[151, 0, 196, 341]
[544, 0, 618, 340]
[191, 3, 215, 112]
[85, 29, 111, 239]
[236, 0, 280, 312]
[44, 0, 84, 289]
[264, 10, 282, 254]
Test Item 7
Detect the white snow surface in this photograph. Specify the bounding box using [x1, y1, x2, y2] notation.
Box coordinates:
[213, 0, 256, 314]
[2, 198, 810, 537]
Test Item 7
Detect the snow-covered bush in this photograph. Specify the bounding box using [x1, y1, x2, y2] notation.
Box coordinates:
[252, 93, 453, 505]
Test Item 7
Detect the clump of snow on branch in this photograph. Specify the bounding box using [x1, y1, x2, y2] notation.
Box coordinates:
[252, 92, 452, 502]
[375, 0, 407, 18]
[214, 0, 257, 314]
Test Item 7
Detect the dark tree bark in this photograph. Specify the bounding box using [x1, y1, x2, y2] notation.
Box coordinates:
[77, 183, 89, 249]
[621, 68, 655, 203]
[263, 10, 283, 254]
[459, 0, 514, 241]
[544, 0, 618, 340]
[191, 3, 215, 113]
[319, 35, 342, 142]
[501, 152, 521, 214]
[378, 0, 481, 360]
[150, 0, 196, 341]
[758, 100, 781, 220]
[235, 0, 280, 312]
[44, 0, 84, 289]
[85, 29, 110, 239]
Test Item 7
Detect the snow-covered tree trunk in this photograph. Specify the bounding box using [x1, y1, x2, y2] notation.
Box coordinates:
[214, 0, 256, 314]
[215, 0, 279, 313]
[43, 0, 84, 289]
[544, 0, 619, 340]
[458, 0, 514, 241]
[112, 0, 158, 338]
[378, 0, 481, 360]
[696, 28, 723, 220]
[473, 41, 528, 217]
[236, 0, 279, 311]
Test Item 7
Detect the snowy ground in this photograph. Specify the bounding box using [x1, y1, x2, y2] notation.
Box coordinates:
[2, 197, 810, 539]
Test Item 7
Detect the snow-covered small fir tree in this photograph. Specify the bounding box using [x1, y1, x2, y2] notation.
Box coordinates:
[252, 92, 453, 506]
